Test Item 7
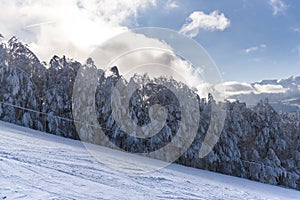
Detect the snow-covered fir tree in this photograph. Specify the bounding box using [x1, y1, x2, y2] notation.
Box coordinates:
[0, 37, 299, 190]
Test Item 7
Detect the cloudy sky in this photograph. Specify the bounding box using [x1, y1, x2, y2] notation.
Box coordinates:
[0, 0, 299, 83]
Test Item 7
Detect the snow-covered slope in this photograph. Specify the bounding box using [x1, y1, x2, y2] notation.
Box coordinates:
[0, 121, 299, 200]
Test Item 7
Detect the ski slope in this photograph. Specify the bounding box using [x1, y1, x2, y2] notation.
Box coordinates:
[0, 121, 299, 200]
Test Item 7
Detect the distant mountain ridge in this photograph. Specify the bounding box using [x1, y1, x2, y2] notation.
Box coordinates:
[254, 76, 300, 91]
[225, 76, 300, 113]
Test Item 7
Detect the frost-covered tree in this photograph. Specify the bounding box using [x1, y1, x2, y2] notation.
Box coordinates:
[0, 36, 299, 190]
[42, 55, 80, 138]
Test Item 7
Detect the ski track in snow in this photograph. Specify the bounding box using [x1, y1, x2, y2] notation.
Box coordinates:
[0, 121, 299, 200]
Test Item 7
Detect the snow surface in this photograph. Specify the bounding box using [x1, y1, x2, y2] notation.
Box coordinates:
[0, 121, 299, 200]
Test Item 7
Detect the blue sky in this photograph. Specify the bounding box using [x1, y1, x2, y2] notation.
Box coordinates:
[131, 0, 300, 82]
[0, 0, 299, 83]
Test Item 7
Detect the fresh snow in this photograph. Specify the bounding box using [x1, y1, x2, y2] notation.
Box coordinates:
[0, 121, 299, 200]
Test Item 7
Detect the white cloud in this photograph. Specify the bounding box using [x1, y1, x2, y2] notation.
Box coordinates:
[245, 47, 258, 54]
[269, 0, 287, 15]
[0, 0, 156, 62]
[196, 81, 290, 100]
[260, 44, 267, 48]
[222, 81, 254, 96]
[244, 44, 267, 53]
[0, 0, 213, 98]
[292, 27, 300, 33]
[0, 0, 230, 103]
[165, 0, 179, 9]
[90, 30, 206, 91]
[179, 11, 230, 38]
[253, 84, 288, 94]
[217, 81, 289, 97]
